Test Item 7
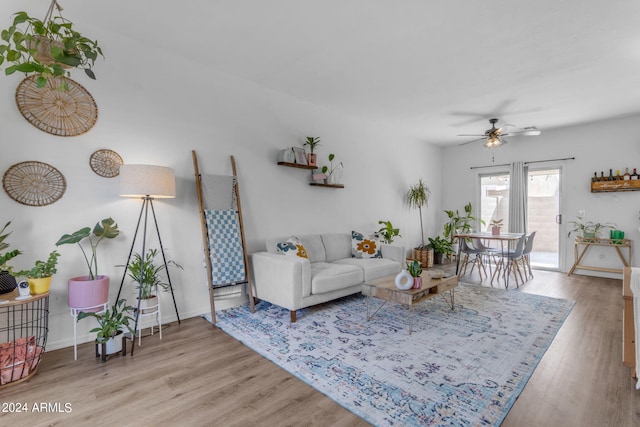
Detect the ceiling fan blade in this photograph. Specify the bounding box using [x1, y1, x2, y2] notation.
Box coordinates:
[502, 127, 541, 136]
[459, 137, 485, 146]
[457, 134, 485, 137]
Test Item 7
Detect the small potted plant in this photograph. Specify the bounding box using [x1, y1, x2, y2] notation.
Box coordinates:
[77, 299, 135, 359]
[121, 248, 182, 314]
[406, 259, 423, 289]
[321, 153, 343, 185]
[303, 137, 321, 166]
[26, 250, 61, 295]
[568, 214, 616, 242]
[0, 6, 104, 89]
[56, 217, 120, 311]
[490, 219, 503, 235]
[377, 220, 401, 244]
[427, 236, 454, 265]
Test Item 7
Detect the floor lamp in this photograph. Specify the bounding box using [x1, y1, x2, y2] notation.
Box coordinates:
[116, 164, 180, 354]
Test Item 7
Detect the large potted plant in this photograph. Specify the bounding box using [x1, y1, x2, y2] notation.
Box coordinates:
[26, 250, 61, 295]
[121, 248, 182, 314]
[56, 218, 119, 311]
[77, 298, 134, 358]
[443, 202, 484, 245]
[0, 4, 103, 89]
[406, 179, 433, 267]
[0, 220, 23, 294]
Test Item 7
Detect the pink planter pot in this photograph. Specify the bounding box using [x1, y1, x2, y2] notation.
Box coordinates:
[412, 276, 422, 289]
[68, 275, 110, 311]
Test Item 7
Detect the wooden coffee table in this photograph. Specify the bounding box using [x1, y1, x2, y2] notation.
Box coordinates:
[362, 273, 458, 334]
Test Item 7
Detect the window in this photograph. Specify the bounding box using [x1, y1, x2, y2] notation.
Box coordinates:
[480, 173, 509, 232]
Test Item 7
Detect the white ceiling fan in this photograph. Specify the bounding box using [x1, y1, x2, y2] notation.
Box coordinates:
[458, 118, 541, 148]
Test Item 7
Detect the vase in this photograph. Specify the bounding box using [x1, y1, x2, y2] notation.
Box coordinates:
[395, 269, 414, 290]
[28, 276, 52, 295]
[412, 276, 422, 289]
[307, 153, 317, 167]
[0, 271, 17, 294]
[68, 275, 110, 312]
[325, 175, 333, 185]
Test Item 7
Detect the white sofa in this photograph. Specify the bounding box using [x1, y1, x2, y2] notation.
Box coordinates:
[251, 233, 404, 321]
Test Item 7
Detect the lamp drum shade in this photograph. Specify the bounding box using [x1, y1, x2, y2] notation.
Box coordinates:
[119, 164, 176, 198]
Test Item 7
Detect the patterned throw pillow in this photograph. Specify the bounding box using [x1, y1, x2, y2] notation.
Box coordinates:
[351, 230, 382, 259]
[276, 236, 308, 259]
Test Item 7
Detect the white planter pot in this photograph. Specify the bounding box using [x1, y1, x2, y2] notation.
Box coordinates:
[97, 332, 123, 356]
[138, 296, 159, 314]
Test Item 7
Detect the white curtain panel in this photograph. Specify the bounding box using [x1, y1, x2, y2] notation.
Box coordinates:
[509, 161, 528, 233]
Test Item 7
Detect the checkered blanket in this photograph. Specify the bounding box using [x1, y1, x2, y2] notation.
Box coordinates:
[204, 209, 246, 286]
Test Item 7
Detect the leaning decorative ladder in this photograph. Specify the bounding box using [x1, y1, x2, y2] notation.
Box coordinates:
[192, 151, 255, 324]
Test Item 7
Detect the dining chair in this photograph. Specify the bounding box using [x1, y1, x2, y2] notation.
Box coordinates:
[458, 238, 487, 279]
[521, 231, 536, 280]
[491, 233, 527, 288]
[471, 238, 501, 279]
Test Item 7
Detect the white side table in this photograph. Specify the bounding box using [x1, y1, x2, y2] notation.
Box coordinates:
[70, 302, 108, 360]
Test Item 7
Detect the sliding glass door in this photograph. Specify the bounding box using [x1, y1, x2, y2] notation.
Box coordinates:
[526, 167, 561, 270]
[480, 173, 509, 233]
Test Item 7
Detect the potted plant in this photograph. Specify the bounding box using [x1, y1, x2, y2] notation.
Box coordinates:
[303, 136, 321, 166]
[77, 298, 134, 358]
[321, 153, 343, 185]
[0, 5, 104, 89]
[56, 218, 119, 311]
[26, 250, 60, 295]
[568, 215, 616, 241]
[377, 220, 401, 244]
[406, 179, 432, 266]
[406, 259, 423, 289]
[490, 219, 503, 236]
[121, 248, 182, 314]
[443, 202, 484, 245]
[0, 220, 23, 294]
[427, 236, 454, 265]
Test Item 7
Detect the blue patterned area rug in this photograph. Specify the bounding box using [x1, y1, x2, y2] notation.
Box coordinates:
[214, 283, 574, 426]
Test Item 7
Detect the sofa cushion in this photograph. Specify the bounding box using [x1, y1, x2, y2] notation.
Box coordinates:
[266, 234, 326, 263]
[351, 230, 382, 259]
[275, 236, 308, 259]
[322, 233, 352, 262]
[310, 262, 363, 294]
[333, 258, 402, 281]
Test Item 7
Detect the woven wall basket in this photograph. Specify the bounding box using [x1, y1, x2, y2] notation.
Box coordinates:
[15, 75, 98, 137]
[90, 149, 123, 178]
[3, 161, 66, 206]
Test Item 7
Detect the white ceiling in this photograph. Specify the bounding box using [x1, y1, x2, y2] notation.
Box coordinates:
[4, 0, 640, 146]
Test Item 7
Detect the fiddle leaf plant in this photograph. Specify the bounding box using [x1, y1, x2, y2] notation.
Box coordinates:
[0, 9, 103, 88]
[56, 218, 120, 280]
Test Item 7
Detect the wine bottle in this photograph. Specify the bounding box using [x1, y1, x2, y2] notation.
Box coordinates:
[624, 168, 631, 180]
[592, 172, 598, 182]
[632, 168, 639, 180]
[616, 170, 621, 180]
[600, 171, 606, 181]
[609, 169, 614, 181]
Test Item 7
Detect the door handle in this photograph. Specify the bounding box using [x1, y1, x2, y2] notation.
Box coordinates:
[556, 214, 562, 224]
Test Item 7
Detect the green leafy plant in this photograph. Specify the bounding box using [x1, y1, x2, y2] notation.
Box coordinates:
[27, 250, 61, 278]
[321, 153, 343, 176]
[0, 7, 103, 88]
[377, 220, 401, 244]
[56, 217, 120, 280]
[405, 179, 431, 247]
[427, 236, 454, 255]
[443, 202, 484, 244]
[0, 220, 22, 274]
[490, 218, 503, 229]
[567, 214, 616, 239]
[76, 299, 134, 344]
[121, 248, 182, 299]
[406, 259, 423, 277]
[303, 136, 321, 154]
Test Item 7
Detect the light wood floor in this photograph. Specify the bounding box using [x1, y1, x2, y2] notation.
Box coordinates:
[0, 269, 639, 426]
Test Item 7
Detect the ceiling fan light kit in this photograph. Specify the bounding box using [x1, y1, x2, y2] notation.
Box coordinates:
[458, 118, 541, 148]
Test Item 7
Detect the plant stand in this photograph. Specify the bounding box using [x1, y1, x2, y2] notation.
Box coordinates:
[135, 298, 162, 347]
[95, 334, 128, 363]
[70, 302, 108, 361]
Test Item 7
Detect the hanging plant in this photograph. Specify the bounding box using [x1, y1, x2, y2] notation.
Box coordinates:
[0, 0, 103, 89]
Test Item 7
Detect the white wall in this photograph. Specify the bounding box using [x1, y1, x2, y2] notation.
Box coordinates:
[442, 113, 640, 276]
[0, 32, 442, 351]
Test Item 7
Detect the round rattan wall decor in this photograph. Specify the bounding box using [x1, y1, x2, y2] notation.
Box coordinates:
[3, 161, 66, 206]
[15, 75, 98, 137]
[90, 149, 123, 178]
